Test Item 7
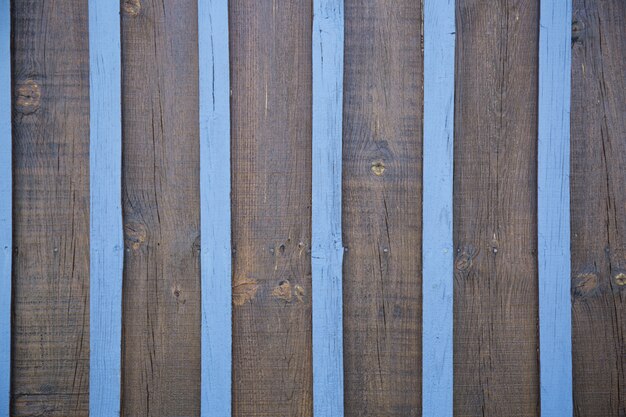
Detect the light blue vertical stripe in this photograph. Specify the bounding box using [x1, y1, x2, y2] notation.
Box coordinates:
[312, 0, 344, 416]
[422, 1, 455, 416]
[538, 1, 573, 416]
[198, 1, 232, 416]
[88, 1, 123, 415]
[0, 0, 12, 414]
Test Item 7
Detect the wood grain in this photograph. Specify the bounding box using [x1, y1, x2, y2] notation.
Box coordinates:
[120, 0, 201, 415]
[454, 1, 539, 416]
[342, 1, 423, 415]
[571, 1, 626, 415]
[230, 1, 313, 416]
[11, 0, 90, 415]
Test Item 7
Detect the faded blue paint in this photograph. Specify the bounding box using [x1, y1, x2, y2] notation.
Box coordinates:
[88, 0, 123, 415]
[538, 1, 573, 416]
[0, 0, 11, 413]
[422, 1, 455, 416]
[312, 0, 344, 416]
[198, 1, 232, 416]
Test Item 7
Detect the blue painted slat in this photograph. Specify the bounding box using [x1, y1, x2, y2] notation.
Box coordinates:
[0, 0, 12, 413]
[312, 0, 344, 416]
[538, 1, 573, 416]
[422, 1, 455, 416]
[88, 1, 123, 415]
[198, 1, 232, 416]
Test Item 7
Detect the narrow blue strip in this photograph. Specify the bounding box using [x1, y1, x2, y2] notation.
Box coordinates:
[538, 1, 573, 416]
[422, 1, 455, 416]
[88, 1, 123, 415]
[198, 1, 232, 416]
[312, 1, 344, 416]
[0, 0, 12, 413]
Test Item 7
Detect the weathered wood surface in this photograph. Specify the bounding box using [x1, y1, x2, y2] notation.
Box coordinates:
[88, 0, 123, 415]
[422, 0, 455, 415]
[342, 1, 423, 415]
[571, 1, 626, 415]
[454, 1, 539, 416]
[312, 0, 344, 416]
[198, 0, 232, 416]
[120, 1, 201, 415]
[230, 0, 314, 415]
[0, 0, 11, 413]
[538, 1, 572, 415]
[11, 0, 90, 415]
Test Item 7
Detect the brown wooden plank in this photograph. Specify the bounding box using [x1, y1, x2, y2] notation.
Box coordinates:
[453, 1, 539, 416]
[120, 1, 201, 415]
[11, 0, 90, 415]
[342, 1, 423, 415]
[229, 1, 313, 416]
[571, 1, 626, 415]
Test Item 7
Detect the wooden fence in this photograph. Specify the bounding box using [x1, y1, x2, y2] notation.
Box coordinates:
[1, 0, 625, 416]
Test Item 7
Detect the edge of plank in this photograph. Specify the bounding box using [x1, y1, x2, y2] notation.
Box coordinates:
[538, 1, 573, 416]
[88, 1, 123, 415]
[312, 1, 345, 416]
[198, 1, 232, 416]
[0, 0, 12, 413]
[422, 1, 455, 416]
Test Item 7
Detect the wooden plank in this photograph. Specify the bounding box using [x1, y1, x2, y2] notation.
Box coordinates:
[198, 0, 231, 416]
[230, 0, 313, 415]
[88, 0, 123, 415]
[571, 1, 626, 415]
[0, 0, 11, 413]
[537, 1, 572, 415]
[11, 0, 90, 415]
[342, 1, 423, 415]
[454, 1, 539, 416]
[120, 1, 201, 415]
[422, 1, 455, 416]
[312, 0, 344, 416]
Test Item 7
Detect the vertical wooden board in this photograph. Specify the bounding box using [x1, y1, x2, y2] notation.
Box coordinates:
[230, 0, 313, 415]
[0, 0, 10, 413]
[11, 0, 90, 415]
[198, 0, 232, 416]
[120, 1, 201, 415]
[422, 1, 455, 416]
[454, 1, 539, 416]
[537, 1, 572, 415]
[312, 0, 344, 416]
[571, 1, 626, 415]
[88, 0, 123, 415]
[342, 1, 423, 415]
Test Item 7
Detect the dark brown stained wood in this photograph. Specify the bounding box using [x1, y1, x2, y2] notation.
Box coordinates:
[571, 1, 626, 415]
[120, 0, 201, 415]
[11, 1, 90, 415]
[453, 1, 539, 416]
[342, 1, 423, 415]
[229, 1, 313, 416]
